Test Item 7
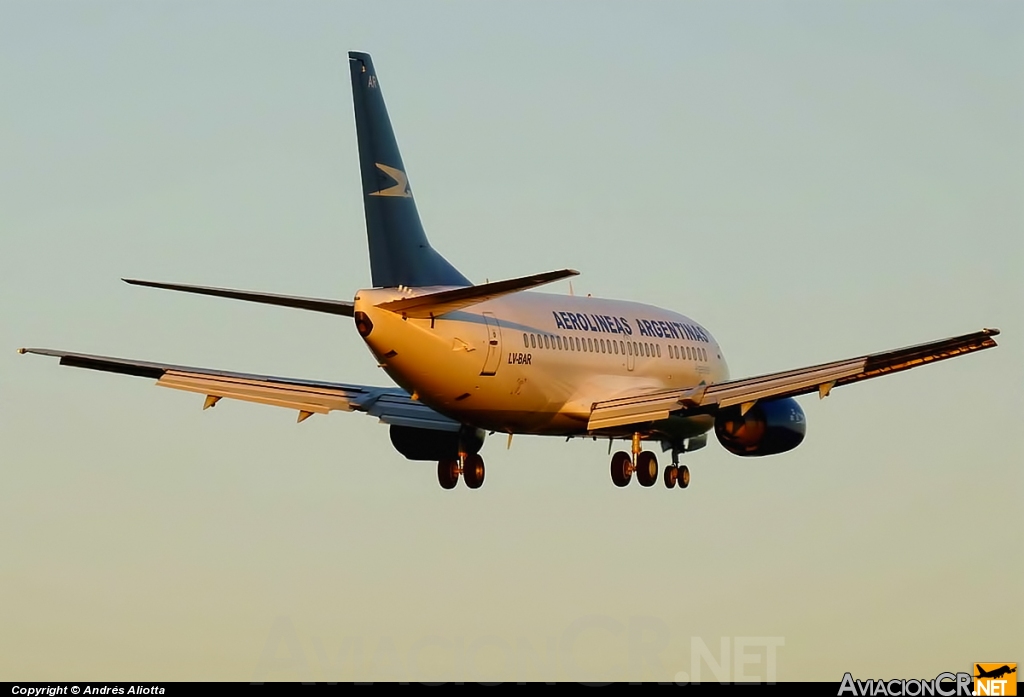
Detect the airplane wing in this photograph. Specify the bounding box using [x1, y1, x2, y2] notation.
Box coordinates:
[587, 328, 1000, 431]
[18, 348, 460, 430]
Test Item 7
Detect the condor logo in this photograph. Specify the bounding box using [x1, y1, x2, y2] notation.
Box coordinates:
[369, 163, 412, 198]
[974, 664, 1016, 696]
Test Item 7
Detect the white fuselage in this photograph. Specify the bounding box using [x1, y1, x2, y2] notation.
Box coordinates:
[354, 288, 730, 440]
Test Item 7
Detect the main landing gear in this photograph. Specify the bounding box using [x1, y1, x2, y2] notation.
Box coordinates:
[609, 433, 690, 489]
[437, 453, 486, 490]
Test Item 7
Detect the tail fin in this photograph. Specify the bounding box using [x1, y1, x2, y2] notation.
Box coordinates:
[348, 52, 470, 288]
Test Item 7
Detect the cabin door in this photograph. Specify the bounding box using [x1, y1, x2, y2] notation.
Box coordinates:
[480, 312, 502, 376]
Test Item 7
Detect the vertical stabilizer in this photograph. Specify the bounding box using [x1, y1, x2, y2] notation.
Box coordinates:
[348, 52, 470, 288]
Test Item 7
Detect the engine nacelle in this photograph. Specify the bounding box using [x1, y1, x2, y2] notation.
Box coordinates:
[714, 397, 806, 457]
[389, 425, 485, 461]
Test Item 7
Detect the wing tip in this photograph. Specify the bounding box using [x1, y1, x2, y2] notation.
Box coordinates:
[983, 327, 1000, 337]
[17, 347, 26, 355]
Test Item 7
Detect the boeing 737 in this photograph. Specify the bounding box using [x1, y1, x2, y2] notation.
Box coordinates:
[20, 52, 1000, 490]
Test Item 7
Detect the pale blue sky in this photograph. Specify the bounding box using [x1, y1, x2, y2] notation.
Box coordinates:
[1, 1, 1021, 681]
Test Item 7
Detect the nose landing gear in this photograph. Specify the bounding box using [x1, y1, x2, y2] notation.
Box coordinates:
[662, 464, 690, 489]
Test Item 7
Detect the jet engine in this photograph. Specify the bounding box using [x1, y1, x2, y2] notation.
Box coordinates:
[714, 397, 806, 456]
[389, 425, 485, 461]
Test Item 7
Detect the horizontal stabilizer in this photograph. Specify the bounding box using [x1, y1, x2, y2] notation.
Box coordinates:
[123, 279, 354, 316]
[376, 269, 579, 318]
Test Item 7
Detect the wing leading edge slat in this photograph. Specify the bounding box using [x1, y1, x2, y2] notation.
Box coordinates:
[587, 328, 999, 432]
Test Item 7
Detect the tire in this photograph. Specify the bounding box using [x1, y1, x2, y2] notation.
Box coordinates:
[610, 451, 632, 487]
[678, 465, 690, 489]
[437, 458, 459, 489]
[463, 453, 485, 489]
[663, 465, 678, 488]
[636, 451, 658, 487]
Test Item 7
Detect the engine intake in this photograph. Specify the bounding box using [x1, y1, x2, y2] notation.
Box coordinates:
[714, 397, 806, 457]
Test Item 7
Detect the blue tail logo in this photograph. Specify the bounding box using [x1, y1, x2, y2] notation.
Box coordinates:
[369, 163, 412, 198]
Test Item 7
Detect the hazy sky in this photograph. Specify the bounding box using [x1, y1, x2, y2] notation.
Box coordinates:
[1, 0, 1021, 682]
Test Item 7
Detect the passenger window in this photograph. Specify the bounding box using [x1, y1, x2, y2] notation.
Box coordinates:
[544, 335, 550, 349]
[632, 341, 638, 356]
[627, 342, 632, 356]
[620, 341, 625, 355]
[600, 339, 606, 353]
[587, 338, 593, 352]
[656, 344, 661, 358]
[686, 346, 692, 360]
[530, 334, 536, 349]
[523, 333, 529, 348]
[556, 336, 562, 350]
[575, 337, 581, 351]
[613, 341, 619, 355]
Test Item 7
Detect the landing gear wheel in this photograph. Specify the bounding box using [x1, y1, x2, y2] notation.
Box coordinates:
[437, 458, 460, 490]
[610, 451, 632, 487]
[664, 465, 678, 488]
[678, 465, 690, 489]
[463, 454, 485, 489]
[636, 451, 658, 487]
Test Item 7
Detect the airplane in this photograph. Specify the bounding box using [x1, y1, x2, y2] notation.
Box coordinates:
[19, 51, 1001, 491]
[975, 665, 1016, 680]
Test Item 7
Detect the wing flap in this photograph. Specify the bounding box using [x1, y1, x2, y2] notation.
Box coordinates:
[375, 269, 579, 318]
[365, 393, 462, 431]
[588, 386, 706, 431]
[157, 370, 355, 414]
